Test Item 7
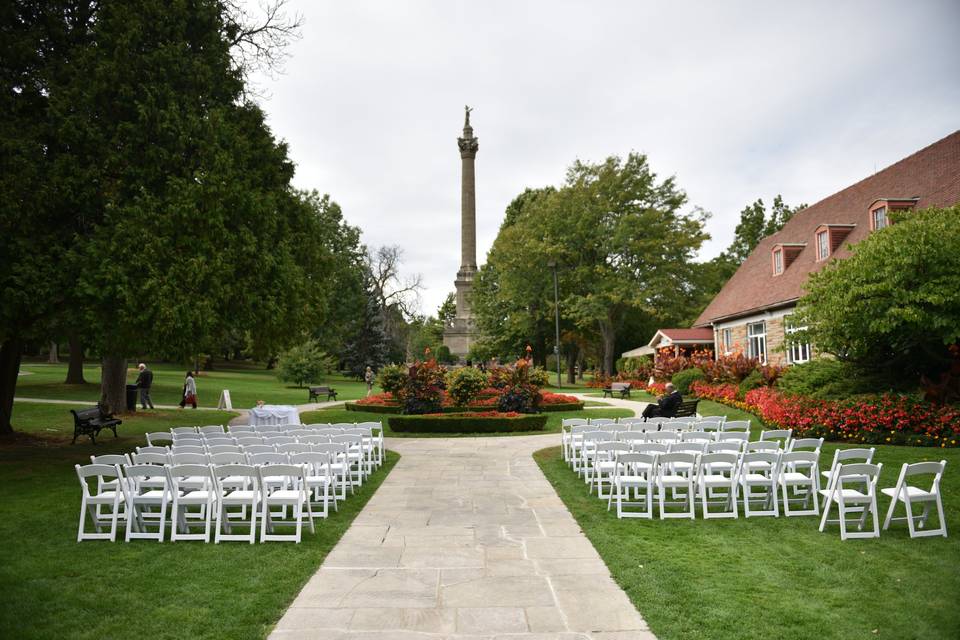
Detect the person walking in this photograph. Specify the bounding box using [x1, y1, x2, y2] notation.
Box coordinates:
[135, 363, 155, 410]
[364, 366, 375, 397]
[179, 371, 198, 409]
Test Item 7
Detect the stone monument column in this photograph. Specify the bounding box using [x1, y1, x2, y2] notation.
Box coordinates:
[443, 106, 481, 357]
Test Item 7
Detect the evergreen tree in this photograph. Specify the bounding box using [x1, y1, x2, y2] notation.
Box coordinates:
[341, 277, 389, 379]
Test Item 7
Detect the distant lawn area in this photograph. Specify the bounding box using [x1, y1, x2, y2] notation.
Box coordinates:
[0, 410, 398, 640]
[15, 362, 371, 407]
[301, 406, 634, 437]
[536, 443, 960, 640]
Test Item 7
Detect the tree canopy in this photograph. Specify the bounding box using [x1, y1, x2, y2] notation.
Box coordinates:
[792, 206, 960, 383]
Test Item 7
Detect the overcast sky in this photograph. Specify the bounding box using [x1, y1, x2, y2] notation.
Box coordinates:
[249, 0, 960, 315]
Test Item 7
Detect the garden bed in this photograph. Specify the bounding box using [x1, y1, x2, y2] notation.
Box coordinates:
[347, 400, 583, 414]
[388, 412, 548, 433]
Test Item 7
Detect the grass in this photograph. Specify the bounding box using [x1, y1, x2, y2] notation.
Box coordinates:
[11, 401, 240, 438]
[15, 362, 372, 407]
[301, 406, 634, 437]
[0, 410, 399, 640]
[535, 441, 960, 640]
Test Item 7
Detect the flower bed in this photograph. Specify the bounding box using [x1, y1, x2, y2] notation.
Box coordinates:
[691, 380, 960, 448]
[539, 392, 584, 412]
[388, 412, 548, 434]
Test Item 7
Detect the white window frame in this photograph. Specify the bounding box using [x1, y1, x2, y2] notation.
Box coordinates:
[722, 328, 733, 354]
[872, 206, 887, 230]
[816, 230, 830, 261]
[773, 249, 783, 275]
[785, 322, 811, 364]
[747, 321, 766, 363]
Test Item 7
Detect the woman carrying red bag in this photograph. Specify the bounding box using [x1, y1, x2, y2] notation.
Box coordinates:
[179, 371, 198, 409]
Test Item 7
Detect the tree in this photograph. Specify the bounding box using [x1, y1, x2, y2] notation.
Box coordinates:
[474, 154, 709, 376]
[726, 195, 806, 264]
[368, 245, 423, 360]
[340, 274, 389, 379]
[792, 206, 960, 384]
[277, 340, 334, 388]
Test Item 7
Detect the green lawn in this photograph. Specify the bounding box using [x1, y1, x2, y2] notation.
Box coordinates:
[0, 411, 398, 640]
[535, 442, 960, 640]
[15, 362, 372, 407]
[301, 406, 634, 437]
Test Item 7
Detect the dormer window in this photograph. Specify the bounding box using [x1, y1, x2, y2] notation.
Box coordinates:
[814, 224, 856, 262]
[871, 206, 887, 230]
[772, 248, 783, 275]
[870, 198, 918, 231]
[771, 243, 805, 274]
[816, 230, 829, 261]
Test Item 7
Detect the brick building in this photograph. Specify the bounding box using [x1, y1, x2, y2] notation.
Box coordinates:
[693, 130, 960, 365]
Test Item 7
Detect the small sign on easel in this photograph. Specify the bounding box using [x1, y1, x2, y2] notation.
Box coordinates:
[218, 389, 233, 410]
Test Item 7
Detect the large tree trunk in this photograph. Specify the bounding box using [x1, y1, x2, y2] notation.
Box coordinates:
[65, 333, 86, 384]
[566, 345, 578, 384]
[100, 355, 128, 414]
[0, 338, 23, 435]
[48, 341, 59, 363]
[599, 321, 616, 377]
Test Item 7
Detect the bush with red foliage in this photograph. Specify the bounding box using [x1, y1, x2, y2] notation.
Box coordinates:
[691, 380, 960, 448]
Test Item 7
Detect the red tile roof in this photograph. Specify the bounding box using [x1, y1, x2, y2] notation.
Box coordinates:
[659, 328, 715, 341]
[695, 130, 960, 326]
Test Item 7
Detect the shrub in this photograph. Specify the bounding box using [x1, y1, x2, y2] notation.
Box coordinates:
[738, 369, 764, 396]
[775, 359, 900, 401]
[445, 367, 488, 407]
[435, 345, 455, 364]
[672, 367, 705, 394]
[388, 412, 548, 433]
[401, 359, 447, 414]
[276, 340, 334, 388]
[377, 364, 408, 396]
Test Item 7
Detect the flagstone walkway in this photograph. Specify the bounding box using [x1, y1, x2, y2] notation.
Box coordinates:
[270, 432, 656, 640]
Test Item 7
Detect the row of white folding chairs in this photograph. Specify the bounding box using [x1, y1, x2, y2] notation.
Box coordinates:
[581, 437, 825, 486]
[565, 416, 745, 432]
[76, 459, 340, 544]
[593, 449, 822, 520]
[98, 443, 364, 500]
[160, 422, 383, 441]
[150, 428, 384, 468]
[566, 427, 790, 472]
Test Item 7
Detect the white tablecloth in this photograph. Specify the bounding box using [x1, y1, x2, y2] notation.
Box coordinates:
[248, 405, 301, 426]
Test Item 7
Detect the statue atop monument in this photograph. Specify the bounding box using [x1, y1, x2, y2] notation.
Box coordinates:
[464, 105, 473, 128]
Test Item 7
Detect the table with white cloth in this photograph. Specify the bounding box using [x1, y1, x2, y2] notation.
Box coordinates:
[248, 404, 301, 426]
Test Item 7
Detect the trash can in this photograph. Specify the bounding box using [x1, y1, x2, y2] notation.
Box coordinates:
[125, 384, 138, 412]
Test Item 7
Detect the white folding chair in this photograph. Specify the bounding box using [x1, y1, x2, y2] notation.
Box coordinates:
[566, 424, 597, 469]
[697, 452, 740, 519]
[228, 425, 254, 434]
[135, 446, 169, 455]
[145, 432, 173, 446]
[618, 432, 647, 448]
[277, 443, 311, 454]
[589, 442, 631, 498]
[682, 431, 713, 444]
[656, 452, 698, 519]
[819, 462, 883, 540]
[208, 444, 242, 455]
[171, 426, 198, 436]
[882, 460, 948, 538]
[740, 451, 781, 517]
[332, 434, 367, 486]
[167, 464, 216, 542]
[211, 452, 246, 465]
[123, 464, 170, 542]
[821, 448, 875, 511]
[787, 437, 824, 453]
[171, 446, 206, 456]
[290, 452, 336, 517]
[258, 464, 314, 542]
[589, 418, 617, 427]
[647, 431, 680, 444]
[357, 421, 385, 466]
[633, 442, 669, 456]
[609, 452, 658, 519]
[779, 451, 821, 517]
[696, 417, 725, 432]
[213, 464, 260, 544]
[660, 421, 686, 432]
[75, 464, 125, 542]
[578, 431, 613, 480]
[236, 437, 264, 446]
[300, 434, 331, 446]
[313, 443, 352, 500]
[199, 425, 225, 435]
[243, 444, 275, 455]
[760, 428, 793, 449]
[717, 432, 749, 444]
[721, 420, 751, 433]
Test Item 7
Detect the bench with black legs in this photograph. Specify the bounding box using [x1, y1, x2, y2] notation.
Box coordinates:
[602, 382, 632, 399]
[70, 405, 122, 445]
[308, 385, 338, 402]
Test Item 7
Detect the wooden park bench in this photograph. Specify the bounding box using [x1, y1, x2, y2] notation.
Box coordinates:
[673, 399, 700, 418]
[602, 382, 632, 399]
[308, 385, 338, 402]
[70, 405, 122, 445]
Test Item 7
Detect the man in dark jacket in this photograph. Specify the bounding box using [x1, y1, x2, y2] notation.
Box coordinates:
[642, 383, 682, 419]
[135, 363, 155, 410]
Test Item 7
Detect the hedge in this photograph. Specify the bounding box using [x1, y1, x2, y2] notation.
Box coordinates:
[388, 412, 548, 433]
[346, 402, 403, 414]
[347, 401, 583, 414]
[540, 402, 585, 412]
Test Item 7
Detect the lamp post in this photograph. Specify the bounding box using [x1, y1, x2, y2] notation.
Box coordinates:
[547, 260, 562, 388]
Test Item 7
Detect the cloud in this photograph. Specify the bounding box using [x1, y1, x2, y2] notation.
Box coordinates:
[251, 0, 960, 315]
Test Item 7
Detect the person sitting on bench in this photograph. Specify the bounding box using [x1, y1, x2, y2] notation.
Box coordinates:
[642, 383, 683, 419]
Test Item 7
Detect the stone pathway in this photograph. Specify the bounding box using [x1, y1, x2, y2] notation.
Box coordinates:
[270, 433, 655, 640]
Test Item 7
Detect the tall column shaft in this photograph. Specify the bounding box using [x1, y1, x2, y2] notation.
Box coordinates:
[460, 155, 477, 269]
